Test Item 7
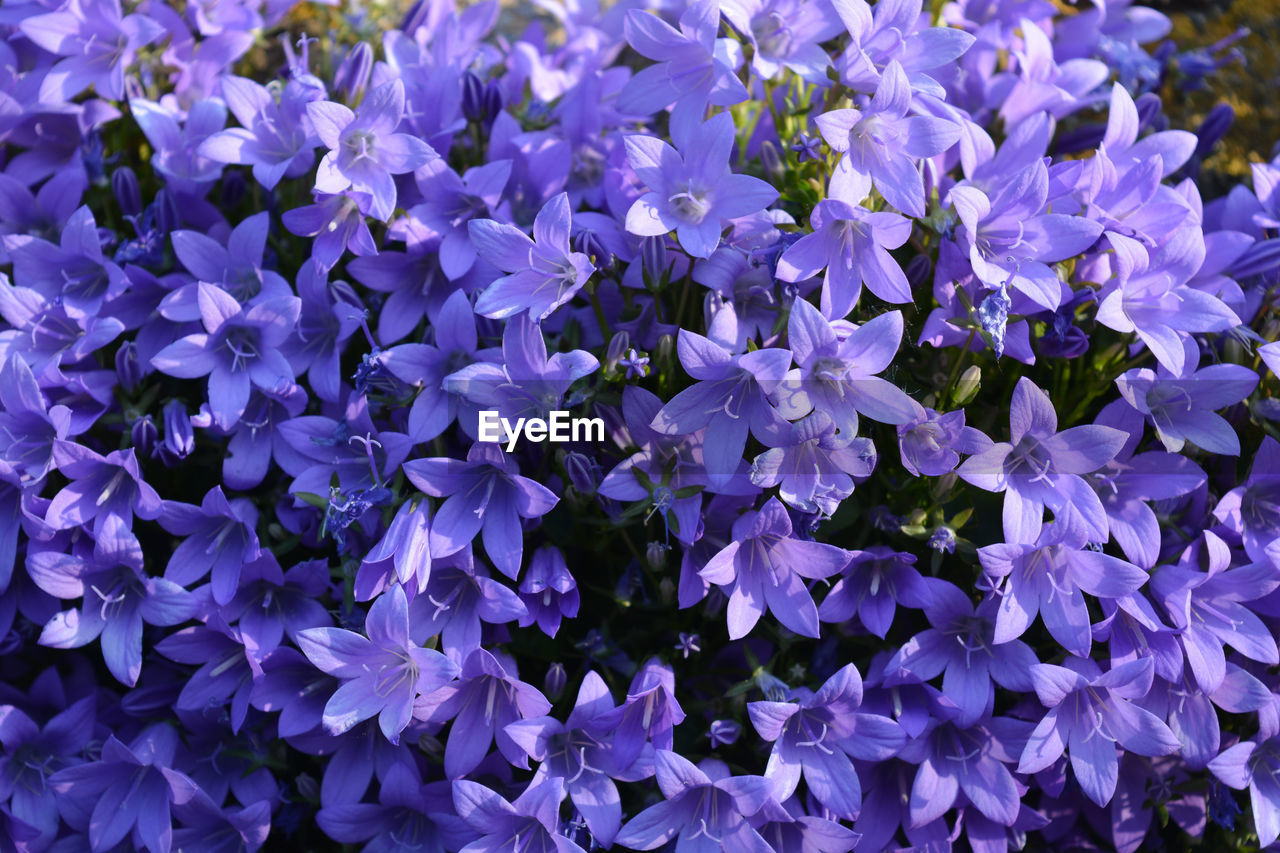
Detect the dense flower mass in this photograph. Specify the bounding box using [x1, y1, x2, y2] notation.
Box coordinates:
[2, 0, 1280, 849]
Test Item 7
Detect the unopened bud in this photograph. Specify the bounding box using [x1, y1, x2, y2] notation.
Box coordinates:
[641, 235, 668, 283]
[646, 541, 669, 571]
[954, 365, 981, 405]
[482, 81, 504, 123]
[115, 341, 143, 393]
[544, 662, 568, 701]
[220, 169, 246, 209]
[163, 399, 194, 459]
[1135, 92, 1163, 132]
[563, 451, 599, 494]
[112, 167, 141, 218]
[904, 254, 932, 291]
[334, 42, 373, 102]
[760, 140, 784, 181]
[605, 331, 630, 372]
[131, 415, 158, 458]
[461, 71, 485, 122]
[1195, 103, 1235, 158]
[154, 188, 181, 234]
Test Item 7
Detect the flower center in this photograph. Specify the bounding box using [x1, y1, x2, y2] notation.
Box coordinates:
[667, 185, 712, 224]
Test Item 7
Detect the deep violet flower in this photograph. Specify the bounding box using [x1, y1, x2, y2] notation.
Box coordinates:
[296, 584, 458, 744]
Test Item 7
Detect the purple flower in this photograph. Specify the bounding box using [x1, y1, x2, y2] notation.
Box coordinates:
[885, 581, 1038, 727]
[150, 283, 301, 430]
[948, 161, 1104, 311]
[404, 443, 559, 580]
[407, 158, 512, 279]
[318, 764, 468, 852]
[624, 113, 779, 259]
[819, 546, 931, 638]
[404, 558, 528, 658]
[700, 497, 851, 639]
[617, 0, 749, 131]
[1149, 534, 1280, 693]
[958, 377, 1127, 543]
[0, 696, 96, 847]
[282, 192, 379, 271]
[775, 198, 913, 315]
[415, 647, 551, 779]
[470, 192, 596, 320]
[650, 330, 791, 491]
[1210, 728, 1280, 847]
[1096, 231, 1240, 375]
[518, 545, 580, 638]
[590, 658, 686, 772]
[19, 0, 163, 101]
[505, 671, 642, 847]
[156, 486, 260, 606]
[748, 663, 904, 818]
[814, 61, 961, 217]
[0, 354, 76, 484]
[614, 750, 773, 850]
[898, 406, 989, 478]
[47, 725, 199, 853]
[1019, 657, 1180, 806]
[721, 0, 844, 82]
[29, 518, 195, 687]
[200, 74, 320, 190]
[1115, 361, 1258, 456]
[749, 412, 877, 516]
[977, 522, 1148, 658]
[1214, 436, 1280, 567]
[308, 79, 437, 221]
[296, 584, 458, 744]
[4, 205, 128, 319]
[776, 300, 919, 433]
[453, 777, 585, 853]
[44, 441, 162, 534]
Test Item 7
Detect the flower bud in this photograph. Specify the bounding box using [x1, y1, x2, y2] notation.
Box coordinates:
[708, 719, 741, 747]
[641, 235, 667, 282]
[334, 42, 374, 102]
[646, 541, 669, 571]
[220, 169, 246, 209]
[605, 331, 630, 372]
[904, 254, 932, 291]
[654, 333, 674, 370]
[154, 188, 181, 234]
[295, 774, 320, 802]
[112, 167, 142, 218]
[563, 452, 598, 494]
[1195, 103, 1234, 158]
[482, 81, 504, 123]
[461, 71, 486, 122]
[115, 341, 143, 393]
[163, 399, 195, 460]
[1135, 92, 1164, 132]
[131, 415, 158, 458]
[954, 365, 981, 405]
[544, 662, 568, 701]
[760, 140, 784, 182]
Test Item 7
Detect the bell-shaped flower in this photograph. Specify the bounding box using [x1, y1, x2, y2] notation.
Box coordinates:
[775, 197, 913, 316]
[615, 751, 773, 851]
[1018, 657, 1180, 806]
[775, 300, 918, 434]
[1115, 361, 1258, 457]
[958, 376, 1127, 543]
[977, 522, 1148, 658]
[414, 647, 551, 779]
[814, 61, 961, 217]
[747, 663, 904, 819]
[307, 79, 436, 221]
[470, 192, 595, 320]
[623, 113, 778, 259]
[700, 497, 851, 639]
[295, 584, 459, 744]
[150, 283, 301, 430]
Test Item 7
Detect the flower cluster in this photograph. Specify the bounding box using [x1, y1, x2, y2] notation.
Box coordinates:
[1, 0, 1279, 849]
